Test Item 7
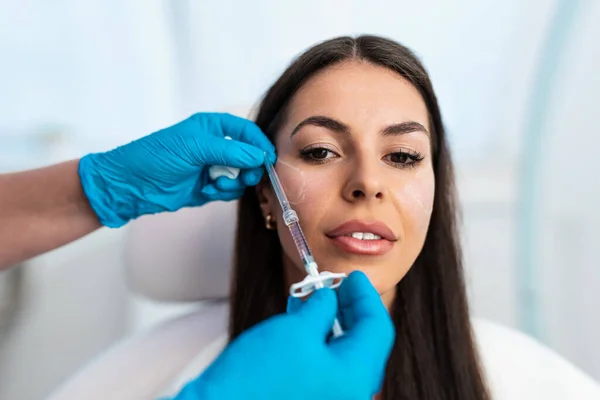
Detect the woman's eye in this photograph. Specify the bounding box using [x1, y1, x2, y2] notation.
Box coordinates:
[390, 152, 410, 164]
[384, 151, 424, 168]
[309, 148, 331, 159]
[299, 147, 338, 163]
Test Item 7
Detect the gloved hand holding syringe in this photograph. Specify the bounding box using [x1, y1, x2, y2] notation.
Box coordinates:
[209, 138, 346, 338]
[262, 154, 346, 338]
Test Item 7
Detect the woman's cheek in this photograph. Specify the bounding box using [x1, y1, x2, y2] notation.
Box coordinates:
[275, 160, 335, 208]
[391, 168, 435, 234]
[274, 161, 340, 271]
[274, 159, 307, 205]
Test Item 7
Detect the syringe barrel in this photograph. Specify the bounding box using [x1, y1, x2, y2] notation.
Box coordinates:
[288, 220, 315, 269]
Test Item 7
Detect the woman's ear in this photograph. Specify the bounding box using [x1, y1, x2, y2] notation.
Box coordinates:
[256, 177, 275, 222]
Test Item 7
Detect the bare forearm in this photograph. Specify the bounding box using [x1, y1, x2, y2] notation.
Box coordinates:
[0, 160, 102, 269]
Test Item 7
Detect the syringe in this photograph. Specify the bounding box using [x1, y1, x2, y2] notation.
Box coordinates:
[263, 156, 344, 338]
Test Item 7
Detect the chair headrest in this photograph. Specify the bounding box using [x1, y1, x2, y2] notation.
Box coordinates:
[125, 201, 238, 302]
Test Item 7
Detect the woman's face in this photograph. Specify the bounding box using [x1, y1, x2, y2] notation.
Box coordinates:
[258, 61, 434, 307]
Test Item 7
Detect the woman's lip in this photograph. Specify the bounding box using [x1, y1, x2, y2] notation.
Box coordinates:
[327, 235, 395, 256]
[325, 220, 397, 241]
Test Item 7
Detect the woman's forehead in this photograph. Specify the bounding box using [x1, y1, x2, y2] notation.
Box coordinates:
[282, 61, 430, 134]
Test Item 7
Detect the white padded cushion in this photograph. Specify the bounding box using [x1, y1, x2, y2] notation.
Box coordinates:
[48, 302, 229, 400]
[50, 306, 600, 400]
[473, 319, 600, 399]
[125, 201, 238, 301]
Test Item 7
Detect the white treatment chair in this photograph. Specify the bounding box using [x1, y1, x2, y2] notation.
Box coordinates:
[48, 201, 600, 400]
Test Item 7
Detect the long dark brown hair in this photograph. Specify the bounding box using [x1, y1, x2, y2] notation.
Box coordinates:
[230, 35, 491, 400]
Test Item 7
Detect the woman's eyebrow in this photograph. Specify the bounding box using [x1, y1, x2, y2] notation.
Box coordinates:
[290, 115, 349, 137]
[289, 115, 429, 137]
[381, 121, 429, 136]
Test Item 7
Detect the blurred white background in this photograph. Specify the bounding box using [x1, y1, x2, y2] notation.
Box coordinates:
[1, 0, 599, 398]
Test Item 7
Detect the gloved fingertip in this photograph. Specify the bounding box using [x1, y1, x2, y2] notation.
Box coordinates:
[286, 296, 302, 313]
[222, 114, 276, 156]
[241, 168, 264, 186]
[311, 286, 336, 301]
[266, 150, 277, 164]
[296, 288, 339, 336]
[338, 270, 379, 309]
[347, 270, 371, 285]
[240, 143, 270, 167]
[298, 287, 337, 316]
[215, 176, 245, 192]
[200, 184, 219, 196]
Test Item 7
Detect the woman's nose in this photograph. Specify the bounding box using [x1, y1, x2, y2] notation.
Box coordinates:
[342, 159, 386, 203]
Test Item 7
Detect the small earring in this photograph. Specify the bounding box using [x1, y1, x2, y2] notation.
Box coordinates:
[265, 214, 277, 230]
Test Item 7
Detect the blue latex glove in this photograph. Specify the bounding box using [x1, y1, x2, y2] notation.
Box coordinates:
[79, 113, 276, 228]
[171, 271, 395, 400]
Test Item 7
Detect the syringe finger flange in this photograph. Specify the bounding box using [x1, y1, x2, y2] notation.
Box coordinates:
[289, 271, 347, 298]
